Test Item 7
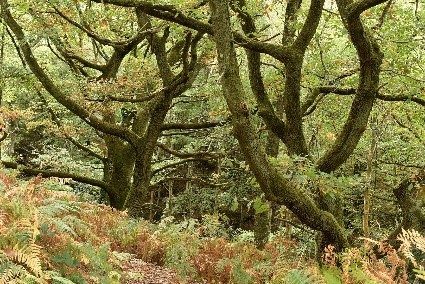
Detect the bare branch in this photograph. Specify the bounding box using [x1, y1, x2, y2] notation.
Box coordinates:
[92, 0, 293, 63]
[36, 92, 106, 161]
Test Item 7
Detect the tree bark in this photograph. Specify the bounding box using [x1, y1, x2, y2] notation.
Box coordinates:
[317, 0, 384, 173]
[209, 0, 348, 250]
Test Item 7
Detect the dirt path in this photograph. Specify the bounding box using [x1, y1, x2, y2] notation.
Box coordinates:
[121, 257, 203, 284]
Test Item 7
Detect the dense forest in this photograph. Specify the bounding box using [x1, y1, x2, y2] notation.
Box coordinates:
[0, 0, 424, 283]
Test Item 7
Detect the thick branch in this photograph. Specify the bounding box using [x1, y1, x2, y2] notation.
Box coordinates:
[348, 0, 390, 18]
[161, 121, 224, 131]
[91, 0, 292, 63]
[1, 1, 140, 145]
[293, 0, 325, 52]
[1, 161, 108, 190]
[209, 0, 347, 250]
[317, 0, 384, 173]
[0, 131, 7, 143]
[232, 0, 288, 149]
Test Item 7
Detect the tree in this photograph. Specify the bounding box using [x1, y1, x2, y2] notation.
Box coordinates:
[1, 0, 424, 252]
[0, 0, 220, 218]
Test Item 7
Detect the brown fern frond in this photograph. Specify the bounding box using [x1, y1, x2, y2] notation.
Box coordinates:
[0, 266, 24, 284]
[4, 243, 44, 278]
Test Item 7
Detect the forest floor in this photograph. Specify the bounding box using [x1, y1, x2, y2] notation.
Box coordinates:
[122, 256, 201, 284]
[1, 173, 418, 283]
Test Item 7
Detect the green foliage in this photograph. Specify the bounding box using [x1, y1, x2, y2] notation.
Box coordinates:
[252, 197, 270, 215]
[320, 266, 342, 284]
[1, 0, 424, 283]
[277, 269, 316, 284]
[231, 260, 254, 284]
[0, 176, 121, 283]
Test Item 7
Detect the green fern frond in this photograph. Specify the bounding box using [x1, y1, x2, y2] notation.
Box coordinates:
[47, 218, 78, 237]
[38, 201, 88, 237]
[320, 266, 342, 284]
[272, 269, 324, 284]
[38, 200, 79, 217]
[284, 269, 314, 284]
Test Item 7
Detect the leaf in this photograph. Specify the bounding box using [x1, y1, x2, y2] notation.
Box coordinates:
[230, 197, 239, 212]
[252, 197, 269, 215]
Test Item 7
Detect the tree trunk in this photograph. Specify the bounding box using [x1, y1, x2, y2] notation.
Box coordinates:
[103, 136, 135, 209]
[363, 116, 377, 238]
[124, 154, 152, 218]
[0, 24, 5, 159]
[209, 0, 348, 251]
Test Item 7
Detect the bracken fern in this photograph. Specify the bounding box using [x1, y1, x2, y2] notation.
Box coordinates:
[398, 229, 425, 281]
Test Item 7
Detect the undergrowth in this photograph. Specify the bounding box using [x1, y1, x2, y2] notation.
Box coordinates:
[0, 170, 424, 283]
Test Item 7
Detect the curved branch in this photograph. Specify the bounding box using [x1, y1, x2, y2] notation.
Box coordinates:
[232, 0, 288, 150]
[301, 86, 425, 116]
[87, 93, 157, 103]
[1, 0, 140, 146]
[151, 157, 209, 176]
[0, 131, 7, 143]
[293, 0, 325, 52]
[1, 161, 108, 190]
[386, 172, 425, 243]
[348, 0, 390, 18]
[53, 7, 158, 48]
[317, 0, 384, 173]
[153, 176, 227, 188]
[92, 0, 292, 63]
[46, 39, 91, 77]
[209, 0, 348, 250]
[377, 94, 425, 107]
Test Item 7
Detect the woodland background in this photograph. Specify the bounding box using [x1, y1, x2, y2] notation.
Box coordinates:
[0, 0, 424, 283]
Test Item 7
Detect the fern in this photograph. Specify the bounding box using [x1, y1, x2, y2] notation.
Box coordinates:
[320, 266, 342, 284]
[38, 200, 79, 217]
[283, 269, 316, 284]
[0, 243, 45, 283]
[0, 263, 25, 284]
[0, 207, 46, 283]
[38, 200, 88, 238]
[9, 243, 44, 277]
[398, 229, 425, 281]
[270, 269, 323, 284]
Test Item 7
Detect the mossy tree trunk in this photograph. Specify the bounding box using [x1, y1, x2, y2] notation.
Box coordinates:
[1, 2, 203, 218]
[209, 0, 348, 251]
